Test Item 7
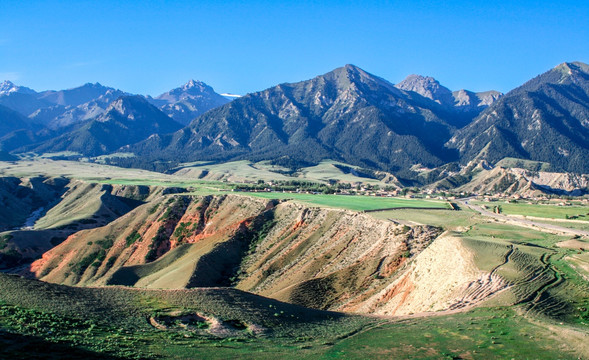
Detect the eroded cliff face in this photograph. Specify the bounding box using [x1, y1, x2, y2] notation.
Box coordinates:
[356, 235, 508, 316]
[28, 195, 269, 287]
[28, 193, 502, 316]
[232, 201, 441, 312]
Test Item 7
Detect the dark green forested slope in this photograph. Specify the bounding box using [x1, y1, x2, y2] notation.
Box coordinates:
[447, 62, 589, 173]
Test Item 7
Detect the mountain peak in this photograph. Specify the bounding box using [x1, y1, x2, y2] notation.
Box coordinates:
[181, 79, 208, 91]
[0, 80, 36, 96]
[554, 61, 589, 76]
[0, 80, 15, 88]
[149, 80, 229, 125]
[514, 61, 589, 94]
[81, 82, 105, 88]
[105, 95, 152, 118]
[339, 64, 375, 78]
[155, 80, 215, 97]
[396, 74, 453, 105]
[315, 64, 399, 95]
[401, 74, 436, 83]
[0, 81, 15, 95]
[343, 64, 362, 72]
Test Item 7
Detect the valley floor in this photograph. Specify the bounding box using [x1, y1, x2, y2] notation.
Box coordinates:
[0, 161, 588, 359]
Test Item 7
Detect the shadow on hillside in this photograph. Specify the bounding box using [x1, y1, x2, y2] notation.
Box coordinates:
[0, 330, 123, 359]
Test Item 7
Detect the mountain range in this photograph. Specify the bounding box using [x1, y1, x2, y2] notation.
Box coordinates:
[128, 64, 468, 173]
[27, 96, 184, 157]
[1, 61, 588, 185]
[0, 79, 229, 154]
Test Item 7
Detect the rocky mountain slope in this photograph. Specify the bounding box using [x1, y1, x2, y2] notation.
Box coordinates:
[447, 61, 589, 173]
[0, 80, 36, 96]
[0, 82, 129, 129]
[27, 96, 183, 156]
[0, 105, 34, 138]
[146, 79, 230, 125]
[31, 85, 130, 129]
[0, 79, 227, 136]
[0, 177, 165, 269]
[2, 62, 588, 189]
[130, 65, 467, 174]
[395, 74, 502, 113]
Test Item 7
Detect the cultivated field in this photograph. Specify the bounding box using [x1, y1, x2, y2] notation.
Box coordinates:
[237, 191, 449, 211]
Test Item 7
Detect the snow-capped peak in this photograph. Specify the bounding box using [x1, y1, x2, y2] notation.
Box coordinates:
[0, 80, 36, 96]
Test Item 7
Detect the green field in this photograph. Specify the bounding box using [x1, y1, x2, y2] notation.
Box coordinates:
[236, 192, 449, 211]
[324, 307, 580, 360]
[0, 295, 584, 359]
[462, 222, 567, 247]
[368, 208, 476, 227]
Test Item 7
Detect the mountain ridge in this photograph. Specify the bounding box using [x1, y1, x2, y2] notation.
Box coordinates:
[129, 64, 464, 175]
[146, 79, 230, 125]
[26, 96, 183, 156]
[2, 61, 588, 180]
[447, 61, 589, 173]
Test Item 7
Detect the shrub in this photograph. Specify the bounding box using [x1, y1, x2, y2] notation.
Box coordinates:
[125, 231, 141, 247]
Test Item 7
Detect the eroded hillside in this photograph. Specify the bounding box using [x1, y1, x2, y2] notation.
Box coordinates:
[25, 192, 514, 316]
[0, 177, 168, 269]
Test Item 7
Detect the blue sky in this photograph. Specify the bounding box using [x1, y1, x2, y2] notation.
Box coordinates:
[1, 0, 588, 96]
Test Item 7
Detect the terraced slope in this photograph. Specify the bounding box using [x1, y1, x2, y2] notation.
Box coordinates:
[456, 222, 589, 325]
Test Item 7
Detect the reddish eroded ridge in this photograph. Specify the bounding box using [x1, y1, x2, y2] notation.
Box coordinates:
[26, 194, 500, 316]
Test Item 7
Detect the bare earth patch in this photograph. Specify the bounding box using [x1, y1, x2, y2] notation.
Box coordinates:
[556, 239, 589, 251]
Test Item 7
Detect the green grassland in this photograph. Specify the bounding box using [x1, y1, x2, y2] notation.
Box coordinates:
[473, 201, 589, 220]
[294, 160, 388, 184]
[495, 157, 553, 171]
[1, 160, 589, 358]
[236, 192, 449, 211]
[537, 219, 589, 232]
[368, 208, 477, 227]
[0, 274, 376, 359]
[324, 307, 579, 360]
[0, 159, 395, 188]
[0, 274, 585, 359]
[0, 159, 202, 186]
